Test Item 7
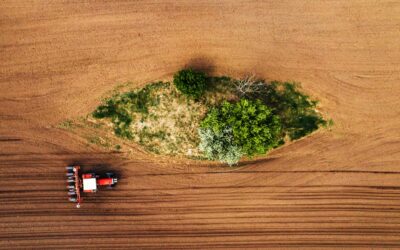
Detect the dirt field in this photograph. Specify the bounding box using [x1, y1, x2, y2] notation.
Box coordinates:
[1, 0, 400, 248]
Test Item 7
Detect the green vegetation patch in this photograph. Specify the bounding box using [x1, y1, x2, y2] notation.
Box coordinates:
[92, 82, 166, 139]
[86, 69, 330, 165]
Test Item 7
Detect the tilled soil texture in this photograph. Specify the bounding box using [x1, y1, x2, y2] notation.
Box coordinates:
[1, 1, 400, 249]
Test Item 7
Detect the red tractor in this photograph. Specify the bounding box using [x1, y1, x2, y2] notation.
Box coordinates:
[66, 165, 118, 208]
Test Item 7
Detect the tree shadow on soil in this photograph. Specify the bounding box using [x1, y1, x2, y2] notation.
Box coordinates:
[184, 57, 215, 75]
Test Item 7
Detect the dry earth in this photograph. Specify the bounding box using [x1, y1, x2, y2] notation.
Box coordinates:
[1, 0, 400, 248]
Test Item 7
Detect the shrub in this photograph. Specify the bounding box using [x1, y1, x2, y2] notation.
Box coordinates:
[173, 68, 207, 99]
[200, 99, 282, 162]
[198, 127, 243, 166]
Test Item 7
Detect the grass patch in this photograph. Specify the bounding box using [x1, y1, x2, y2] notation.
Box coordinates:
[57, 119, 74, 130]
[91, 81, 209, 156]
[92, 81, 167, 139]
[87, 135, 111, 148]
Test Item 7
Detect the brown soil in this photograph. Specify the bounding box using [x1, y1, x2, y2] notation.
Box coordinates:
[1, 1, 400, 248]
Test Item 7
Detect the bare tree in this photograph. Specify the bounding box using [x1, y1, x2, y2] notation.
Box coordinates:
[233, 75, 265, 97]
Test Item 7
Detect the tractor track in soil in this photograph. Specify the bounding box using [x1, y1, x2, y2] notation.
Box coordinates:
[1, 0, 400, 248]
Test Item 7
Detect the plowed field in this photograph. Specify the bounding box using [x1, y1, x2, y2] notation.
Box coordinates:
[1, 1, 400, 248]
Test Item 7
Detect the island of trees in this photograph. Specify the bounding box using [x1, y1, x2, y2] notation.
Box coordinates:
[62, 68, 331, 166]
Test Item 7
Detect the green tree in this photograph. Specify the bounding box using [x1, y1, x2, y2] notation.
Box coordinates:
[235, 79, 327, 140]
[199, 99, 282, 164]
[173, 68, 207, 99]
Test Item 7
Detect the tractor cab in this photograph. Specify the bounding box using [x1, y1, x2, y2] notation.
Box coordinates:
[82, 173, 98, 193]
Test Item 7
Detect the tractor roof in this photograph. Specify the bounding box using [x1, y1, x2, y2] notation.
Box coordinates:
[83, 178, 97, 191]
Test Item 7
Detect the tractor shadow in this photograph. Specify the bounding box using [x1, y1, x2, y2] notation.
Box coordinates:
[66, 159, 122, 179]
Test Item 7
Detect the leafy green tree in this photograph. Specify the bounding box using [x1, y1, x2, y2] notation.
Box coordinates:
[235, 79, 327, 140]
[173, 68, 207, 99]
[200, 99, 282, 163]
